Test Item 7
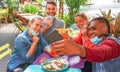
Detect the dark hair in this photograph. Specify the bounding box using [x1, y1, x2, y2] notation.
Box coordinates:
[46, 1, 57, 7]
[89, 17, 110, 34]
[75, 12, 88, 20]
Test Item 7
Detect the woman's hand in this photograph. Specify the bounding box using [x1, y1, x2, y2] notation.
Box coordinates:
[28, 36, 39, 57]
[81, 28, 89, 40]
[32, 36, 39, 45]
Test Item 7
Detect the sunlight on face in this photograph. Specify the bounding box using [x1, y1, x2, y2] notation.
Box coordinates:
[46, 4, 57, 16]
[88, 21, 105, 38]
[75, 16, 87, 29]
[30, 19, 43, 33]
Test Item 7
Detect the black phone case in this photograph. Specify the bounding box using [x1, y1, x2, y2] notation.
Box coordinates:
[45, 29, 63, 44]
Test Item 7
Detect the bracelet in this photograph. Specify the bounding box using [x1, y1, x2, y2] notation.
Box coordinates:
[32, 43, 36, 46]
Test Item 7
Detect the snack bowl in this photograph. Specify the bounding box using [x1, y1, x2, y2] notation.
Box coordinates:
[41, 58, 69, 72]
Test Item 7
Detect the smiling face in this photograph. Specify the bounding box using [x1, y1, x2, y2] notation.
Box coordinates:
[29, 18, 43, 34]
[46, 2, 57, 16]
[88, 20, 109, 39]
[75, 16, 88, 29]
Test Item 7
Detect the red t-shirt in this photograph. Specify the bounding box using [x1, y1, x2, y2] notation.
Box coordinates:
[74, 32, 95, 48]
[74, 32, 83, 45]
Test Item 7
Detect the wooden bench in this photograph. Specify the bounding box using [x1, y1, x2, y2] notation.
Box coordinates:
[0, 43, 12, 59]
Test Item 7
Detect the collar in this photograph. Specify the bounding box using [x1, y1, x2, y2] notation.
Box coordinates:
[24, 28, 32, 42]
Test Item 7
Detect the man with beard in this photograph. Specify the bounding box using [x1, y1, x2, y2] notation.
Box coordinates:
[41, 1, 65, 38]
[51, 17, 120, 72]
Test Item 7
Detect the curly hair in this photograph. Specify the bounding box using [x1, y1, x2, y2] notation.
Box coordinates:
[89, 17, 110, 34]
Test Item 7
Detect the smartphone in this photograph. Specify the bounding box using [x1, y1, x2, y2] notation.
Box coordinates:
[44, 29, 63, 44]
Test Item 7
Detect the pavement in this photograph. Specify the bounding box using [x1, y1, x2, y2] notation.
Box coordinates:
[0, 23, 17, 72]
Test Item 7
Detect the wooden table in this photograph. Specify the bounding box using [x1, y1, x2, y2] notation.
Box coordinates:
[16, 13, 33, 25]
[16, 13, 42, 26]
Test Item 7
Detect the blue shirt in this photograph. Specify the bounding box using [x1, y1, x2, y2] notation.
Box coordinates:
[7, 29, 49, 70]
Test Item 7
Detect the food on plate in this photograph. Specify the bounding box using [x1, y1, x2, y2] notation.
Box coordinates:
[42, 58, 68, 71]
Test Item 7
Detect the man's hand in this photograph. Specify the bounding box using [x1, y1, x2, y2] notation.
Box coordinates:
[51, 37, 87, 57]
[44, 17, 53, 28]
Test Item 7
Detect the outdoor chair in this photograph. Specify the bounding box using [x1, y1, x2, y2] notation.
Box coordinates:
[0, 8, 9, 24]
[0, 43, 12, 59]
[13, 20, 28, 34]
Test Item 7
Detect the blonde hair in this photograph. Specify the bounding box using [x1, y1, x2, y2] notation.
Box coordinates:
[28, 16, 43, 25]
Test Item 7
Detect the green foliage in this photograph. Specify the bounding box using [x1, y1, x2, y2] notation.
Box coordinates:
[37, 10, 46, 17]
[62, 14, 73, 28]
[0, 6, 2, 9]
[100, 9, 114, 22]
[58, 0, 64, 3]
[56, 13, 71, 28]
[4, 0, 19, 13]
[65, 0, 87, 27]
[2, 0, 19, 22]
[24, 3, 40, 14]
[36, 0, 45, 5]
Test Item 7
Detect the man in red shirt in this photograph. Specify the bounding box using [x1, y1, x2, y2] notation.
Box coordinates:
[52, 17, 120, 72]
